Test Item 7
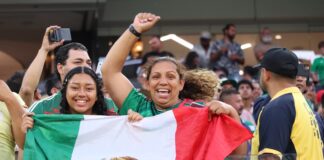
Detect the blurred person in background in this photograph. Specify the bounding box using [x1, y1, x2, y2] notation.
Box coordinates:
[296, 63, 315, 110]
[213, 66, 228, 79]
[192, 31, 213, 68]
[311, 41, 324, 91]
[183, 51, 200, 70]
[238, 79, 256, 132]
[141, 35, 174, 62]
[252, 80, 263, 101]
[219, 88, 251, 159]
[254, 27, 279, 62]
[220, 78, 238, 91]
[45, 74, 62, 97]
[210, 24, 244, 81]
[242, 66, 259, 81]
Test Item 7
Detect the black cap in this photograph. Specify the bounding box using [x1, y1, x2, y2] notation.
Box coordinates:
[297, 64, 309, 78]
[254, 48, 298, 78]
[220, 78, 238, 89]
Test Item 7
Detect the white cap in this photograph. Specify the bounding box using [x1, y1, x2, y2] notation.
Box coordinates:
[201, 31, 211, 39]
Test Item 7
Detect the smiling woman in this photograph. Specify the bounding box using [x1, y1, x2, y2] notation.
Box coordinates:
[60, 67, 106, 115]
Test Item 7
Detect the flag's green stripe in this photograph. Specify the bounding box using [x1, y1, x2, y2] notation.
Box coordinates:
[23, 114, 84, 160]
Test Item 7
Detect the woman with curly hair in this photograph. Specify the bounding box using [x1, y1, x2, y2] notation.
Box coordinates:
[180, 69, 220, 102]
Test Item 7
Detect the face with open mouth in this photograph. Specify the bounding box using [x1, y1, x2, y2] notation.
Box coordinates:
[66, 73, 97, 114]
[147, 61, 184, 110]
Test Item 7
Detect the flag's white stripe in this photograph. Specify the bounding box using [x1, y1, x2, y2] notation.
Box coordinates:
[71, 111, 177, 160]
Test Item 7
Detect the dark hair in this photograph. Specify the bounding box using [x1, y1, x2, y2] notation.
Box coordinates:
[213, 66, 229, 77]
[238, 79, 254, 90]
[219, 88, 240, 102]
[6, 71, 25, 93]
[318, 41, 324, 49]
[54, 42, 88, 79]
[141, 51, 158, 65]
[146, 57, 186, 81]
[45, 74, 61, 96]
[60, 66, 107, 115]
[184, 51, 199, 70]
[222, 24, 235, 35]
[243, 66, 259, 79]
[151, 35, 161, 39]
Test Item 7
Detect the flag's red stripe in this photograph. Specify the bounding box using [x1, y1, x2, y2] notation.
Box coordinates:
[173, 106, 252, 160]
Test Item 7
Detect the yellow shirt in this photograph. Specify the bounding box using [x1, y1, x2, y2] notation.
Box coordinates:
[251, 87, 323, 159]
[0, 93, 25, 160]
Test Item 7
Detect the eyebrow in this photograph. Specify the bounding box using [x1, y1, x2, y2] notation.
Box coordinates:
[69, 82, 96, 85]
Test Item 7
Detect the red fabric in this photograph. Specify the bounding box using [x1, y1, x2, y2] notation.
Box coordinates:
[316, 90, 324, 104]
[173, 106, 252, 160]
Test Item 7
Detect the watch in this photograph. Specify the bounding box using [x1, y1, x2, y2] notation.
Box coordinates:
[129, 24, 141, 38]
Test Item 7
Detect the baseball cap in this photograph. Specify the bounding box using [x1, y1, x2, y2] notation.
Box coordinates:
[297, 63, 309, 78]
[254, 48, 298, 78]
[200, 31, 211, 39]
[220, 78, 238, 89]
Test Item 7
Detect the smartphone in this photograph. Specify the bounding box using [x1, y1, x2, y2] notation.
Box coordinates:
[48, 28, 72, 42]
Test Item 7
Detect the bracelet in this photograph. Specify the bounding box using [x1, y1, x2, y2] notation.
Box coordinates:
[129, 24, 141, 38]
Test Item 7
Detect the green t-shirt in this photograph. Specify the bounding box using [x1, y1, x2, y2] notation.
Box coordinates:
[311, 56, 324, 85]
[29, 91, 118, 115]
[120, 88, 196, 117]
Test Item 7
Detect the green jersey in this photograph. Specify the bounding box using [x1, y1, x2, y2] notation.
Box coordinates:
[29, 91, 118, 115]
[311, 56, 324, 85]
[119, 88, 197, 117]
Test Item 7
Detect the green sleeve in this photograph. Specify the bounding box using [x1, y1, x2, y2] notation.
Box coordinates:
[104, 98, 119, 113]
[119, 88, 151, 115]
[311, 59, 318, 72]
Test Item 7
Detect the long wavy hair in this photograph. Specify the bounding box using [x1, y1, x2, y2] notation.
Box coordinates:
[60, 66, 107, 115]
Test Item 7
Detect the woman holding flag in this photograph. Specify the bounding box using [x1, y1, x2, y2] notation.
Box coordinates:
[101, 13, 250, 157]
[101, 13, 240, 119]
[0, 66, 142, 151]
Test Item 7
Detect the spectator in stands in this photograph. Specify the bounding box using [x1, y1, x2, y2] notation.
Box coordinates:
[101, 13, 243, 123]
[251, 48, 322, 159]
[242, 66, 259, 81]
[0, 80, 26, 159]
[101, 13, 247, 155]
[254, 27, 279, 62]
[213, 66, 228, 79]
[311, 41, 324, 91]
[45, 74, 62, 96]
[210, 24, 244, 81]
[180, 69, 219, 101]
[141, 35, 174, 64]
[20, 67, 142, 148]
[238, 79, 256, 132]
[296, 63, 314, 110]
[22, 26, 117, 115]
[251, 80, 263, 101]
[192, 31, 213, 68]
[220, 78, 238, 91]
[219, 89, 252, 158]
[183, 51, 200, 70]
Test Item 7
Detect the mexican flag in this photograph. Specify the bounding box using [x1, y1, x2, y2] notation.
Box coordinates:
[23, 107, 252, 160]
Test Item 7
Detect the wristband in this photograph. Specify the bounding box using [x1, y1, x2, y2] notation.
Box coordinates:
[129, 24, 141, 38]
